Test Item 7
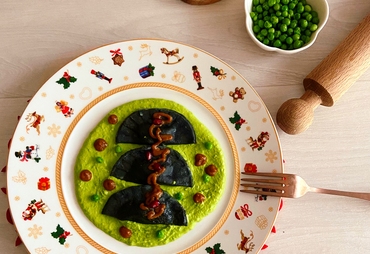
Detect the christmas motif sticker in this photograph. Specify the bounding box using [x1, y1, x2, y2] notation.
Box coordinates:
[229, 111, 246, 130]
[55, 100, 74, 118]
[139, 63, 155, 78]
[22, 199, 50, 221]
[37, 177, 50, 191]
[235, 204, 253, 220]
[25, 112, 45, 135]
[237, 230, 255, 253]
[210, 66, 227, 80]
[91, 70, 112, 83]
[205, 243, 225, 254]
[229, 87, 246, 103]
[246, 132, 269, 151]
[14, 144, 41, 163]
[51, 224, 71, 245]
[56, 71, 77, 89]
[110, 49, 125, 66]
[160, 47, 184, 64]
[192, 65, 204, 90]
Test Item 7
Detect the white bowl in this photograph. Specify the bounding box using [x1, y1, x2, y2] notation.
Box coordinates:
[245, 0, 329, 54]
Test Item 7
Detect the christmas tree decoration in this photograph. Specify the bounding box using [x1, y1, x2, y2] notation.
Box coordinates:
[139, 63, 155, 78]
[56, 71, 77, 89]
[210, 66, 227, 80]
[110, 49, 124, 66]
[91, 70, 112, 83]
[229, 111, 246, 130]
[51, 224, 71, 245]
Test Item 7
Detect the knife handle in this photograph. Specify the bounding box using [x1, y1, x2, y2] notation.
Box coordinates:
[276, 13, 370, 135]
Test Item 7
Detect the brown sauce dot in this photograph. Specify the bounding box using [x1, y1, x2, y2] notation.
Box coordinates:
[193, 192, 205, 203]
[80, 170, 92, 181]
[194, 154, 207, 166]
[205, 164, 218, 176]
[94, 138, 108, 151]
[103, 179, 116, 191]
[108, 114, 118, 124]
[119, 226, 132, 238]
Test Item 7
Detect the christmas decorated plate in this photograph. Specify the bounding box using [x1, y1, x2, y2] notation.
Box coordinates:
[7, 39, 283, 254]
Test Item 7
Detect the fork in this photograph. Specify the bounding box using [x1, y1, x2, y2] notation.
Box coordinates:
[241, 172, 370, 201]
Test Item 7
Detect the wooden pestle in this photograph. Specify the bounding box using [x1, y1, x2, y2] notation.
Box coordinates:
[276, 13, 370, 135]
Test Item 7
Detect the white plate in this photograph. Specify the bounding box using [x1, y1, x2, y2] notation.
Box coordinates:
[7, 39, 283, 254]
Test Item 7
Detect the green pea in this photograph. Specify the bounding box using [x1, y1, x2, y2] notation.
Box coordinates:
[282, 18, 290, 26]
[294, 27, 301, 34]
[270, 16, 279, 24]
[156, 230, 165, 239]
[275, 10, 282, 16]
[274, 30, 281, 38]
[312, 17, 320, 24]
[310, 24, 318, 32]
[268, 0, 276, 7]
[174, 192, 184, 200]
[262, 2, 270, 10]
[256, 34, 264, 41]
[115, 146, 122, 153]
[264, 20, 272, 28]
[296, 3, 304, 13]
[273, 3, 280, 11]
[282, 10, 288, 17]
[290, 20, 298, 28]
[300, 19, 308, 28]
[261, 29, 268, 36]
[260, 0, 265, 3]
[256, 5, 263, 13]
[253, 0, 260, 5]
[268, 27, 275, 34]
[263, 10, 269, 17]
[286, 36, 293, 44]
[258, 19, 264, 28]
[293, 40, 303, 49]
[262, 38, 270, 45]
[96, 157, 104, 163]
[280, 24, 288, 32]
[281, 5, 288, 11]
[294, 13, 301, 20]
[204, 141, 213, 150]
[311, 11, 318, 18]
[253, 25, 261, 33]
[91, 194, 100, 202]
[267, 33, 275, 40]
[288, 2, 296, 9]
[287, 27, 294, 35]
[281, 0, 289, 4]
[281, 44, 288, 50]
[292, 34, 300, 41]
[273, 39, 282, 48]
[279, 34, 287, 42]
[304, 29, 312, 36]
[304, 4, 312, 12]
[203, 174, 211, 183]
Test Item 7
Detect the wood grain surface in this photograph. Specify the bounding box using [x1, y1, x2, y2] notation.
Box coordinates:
[1, 0, 370, 253]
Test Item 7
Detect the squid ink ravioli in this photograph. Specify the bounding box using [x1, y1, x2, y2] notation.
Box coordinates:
[74, 98, 226, 247]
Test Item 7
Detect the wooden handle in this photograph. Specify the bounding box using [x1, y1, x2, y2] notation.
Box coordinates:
[277, 13, 370, 135]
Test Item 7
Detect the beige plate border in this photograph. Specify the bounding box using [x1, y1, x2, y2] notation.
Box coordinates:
[55, 82, 240, 254]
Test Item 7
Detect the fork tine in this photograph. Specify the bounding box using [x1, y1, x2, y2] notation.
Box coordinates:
[240, 189, 288, 197]
[240, 183, 285, 191]
[241, 178, 286, 184]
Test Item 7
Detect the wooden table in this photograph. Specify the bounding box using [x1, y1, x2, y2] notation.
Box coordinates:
[1, 0, 369, 253]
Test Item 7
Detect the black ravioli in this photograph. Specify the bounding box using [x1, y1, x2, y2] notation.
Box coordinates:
[111, 146, 193, 187]
[102, 185, 188, 226]
[116, 108, 196, 145]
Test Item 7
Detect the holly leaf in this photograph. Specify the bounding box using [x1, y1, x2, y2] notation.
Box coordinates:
[51, 224, 64, 238]
[69, 76, 77, 83]
[205, 247, 213, 253]
[214, 243, 225, 254]
[229, 111, 241, 124]
[235, 123, 241, 131]
[56, 78, 70, 89]
[59, 237, 66, 245]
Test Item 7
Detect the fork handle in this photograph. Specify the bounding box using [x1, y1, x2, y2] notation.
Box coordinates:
[310, 187, 370, 201]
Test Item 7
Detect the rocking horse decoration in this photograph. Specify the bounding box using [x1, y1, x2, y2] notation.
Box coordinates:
[25, 111, 45, 135]
[160, 47, 184, 64]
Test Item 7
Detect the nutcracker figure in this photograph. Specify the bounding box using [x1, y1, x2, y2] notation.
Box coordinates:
[192, 65, 204, 90]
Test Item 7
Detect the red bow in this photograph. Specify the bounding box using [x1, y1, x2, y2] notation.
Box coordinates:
[63, 72, 71, 82]
[235, 118, 246, 125]
[110, 49, 122, 56]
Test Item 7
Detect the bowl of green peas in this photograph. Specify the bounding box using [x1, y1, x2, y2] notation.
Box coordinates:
[245, 0, 329, 53]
